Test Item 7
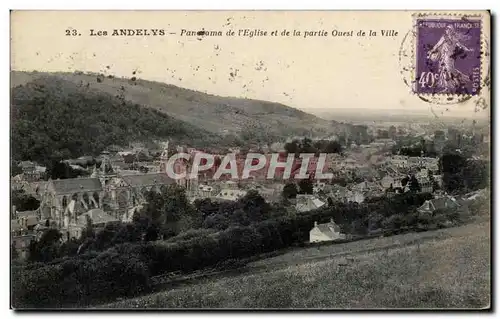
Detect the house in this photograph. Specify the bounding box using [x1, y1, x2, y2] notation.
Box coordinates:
[417, 196, 461, 215]
[11, 233, 36, 260]
[390, 155, 409, 169]
[246, 184, 280, 203]
[309, 219, 346, 243]
[11, 216, 37, 260]
[328, 184, 348, 202]
[351, 181, 385, 200]
[296, 194, 326, 212]
[19, 161, 36, 172]
[123, 204, 143, 223]
[408, 156, 439, 171]
[65, 208, 121, 240]
[464, 189, 488, 201]
[371, 139, 396, 148]
[78, 208, 120, 227]
[214, 189, 247, 202]
[433, 175, 443, 188]
[16, 161, 46, 182]
[346, 190, 365, 203]
[313, 181, 327, 194]
[16, 210, 40, 231]
[381, 175, 404, 189]
[416, 176, 434, 193]
[198, 184, 216, 198]
[33, 223, 49, 240]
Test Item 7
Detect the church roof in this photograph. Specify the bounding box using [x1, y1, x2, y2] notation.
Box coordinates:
[121, 173, 174, 187]
[51, 178, 102, 194]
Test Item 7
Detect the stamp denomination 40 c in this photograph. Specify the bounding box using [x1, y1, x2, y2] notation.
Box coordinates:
[415, 17, 482, 96]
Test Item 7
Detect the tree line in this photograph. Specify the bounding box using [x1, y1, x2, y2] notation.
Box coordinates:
[284, 137, 343, 156]
[12, 181, 485, 308]
[11, 77, 223, 169]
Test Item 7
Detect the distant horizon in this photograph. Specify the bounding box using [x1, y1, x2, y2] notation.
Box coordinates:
[11, 68, 488, 122]
[306, 106, 489, 119]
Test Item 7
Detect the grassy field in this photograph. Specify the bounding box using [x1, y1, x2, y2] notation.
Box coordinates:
[101, 217, 490, 309]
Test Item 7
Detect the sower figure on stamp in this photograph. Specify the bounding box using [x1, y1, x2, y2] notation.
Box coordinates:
[427, 25, 474, 93]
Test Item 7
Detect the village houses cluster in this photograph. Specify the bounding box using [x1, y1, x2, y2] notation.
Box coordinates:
[11, 124, 488, 258]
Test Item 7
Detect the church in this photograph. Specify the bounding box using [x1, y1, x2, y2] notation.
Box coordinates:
[36, 144, 198, 232]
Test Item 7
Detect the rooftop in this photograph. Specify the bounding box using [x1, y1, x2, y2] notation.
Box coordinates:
[50, 178, 102, 194]
[121, 173, 175, 187]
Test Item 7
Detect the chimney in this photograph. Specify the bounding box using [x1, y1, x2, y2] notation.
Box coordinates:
[314, 221, 318, 227]
[330, 218, 334, 224]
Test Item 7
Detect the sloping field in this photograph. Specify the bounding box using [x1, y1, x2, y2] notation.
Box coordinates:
[102, 219, 490, 309]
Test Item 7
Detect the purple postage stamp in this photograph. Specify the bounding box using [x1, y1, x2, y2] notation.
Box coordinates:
[415, 18, 482, 95]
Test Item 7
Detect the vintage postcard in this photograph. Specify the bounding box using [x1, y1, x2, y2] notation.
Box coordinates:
[10, 10, 491, 310]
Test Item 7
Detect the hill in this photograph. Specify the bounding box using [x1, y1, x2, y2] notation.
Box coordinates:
[102, 220, 490, 309]
[11, 71, 343, 139]
[11, 76, 223, 166]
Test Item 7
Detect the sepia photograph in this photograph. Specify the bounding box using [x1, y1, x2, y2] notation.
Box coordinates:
[9, 10, 491, 310]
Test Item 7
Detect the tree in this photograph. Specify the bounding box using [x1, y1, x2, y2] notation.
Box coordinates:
[141, 185, 199, 236]
[11, 160, 23, 177]
[202, 213, 230, 230]
[11, 243, 19, 260]
[238, 190, 271, 223]
[230, 208, 251, 226]
[298, 178, 313, 194]
[327, 197, 334, 207]
[282, 182, 298, 199]
[401, 176, 409, 187]
[47, 161, 86, 180]
[11, 189, 40, 212]
[408, 175, 421, 193]
[284, 140, 299, 155]
[382, 214, 405, 231]
[11, 77, 224, 167]
[440, 152, 466, 192]
[194, 198, 220, 220]
[80, 215, 95, 241]
[462, 159, 489, 191]
[325, 141, 342, 154]
[144, 223, 159, 242]
[29, 228, 63, 262]
[112, 223, 141, 245]
[427, 171, 441, 192]
[58, 238, 79, 257]
[367, 212, 384, 232]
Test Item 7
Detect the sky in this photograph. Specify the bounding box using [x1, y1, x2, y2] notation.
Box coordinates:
[10, 10, 490, 119]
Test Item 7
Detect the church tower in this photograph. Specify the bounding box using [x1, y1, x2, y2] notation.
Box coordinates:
[96, 151, 116, 188]
[160, 140, 169, 173]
